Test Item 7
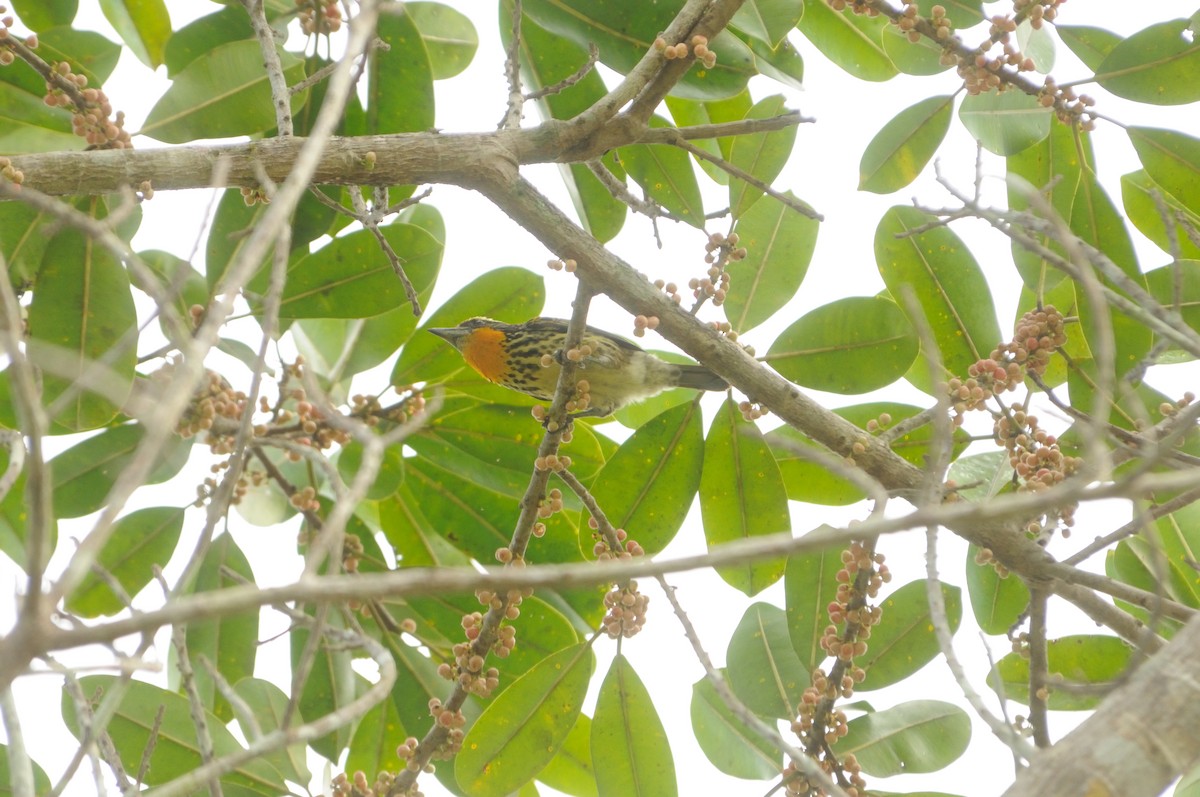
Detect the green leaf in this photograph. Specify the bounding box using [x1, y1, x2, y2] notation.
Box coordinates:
[990, 635, 1134, 710]
[254, 223, 442, 319]
[966, 544, 1030, 635]
[508, 6, 626, 242]
[1122, 171, 1200, 260]
[407, 2, 478, 79]
[856, 580, 961, 691]
[64, 675, 286, 794]
[51, 423, 191, 518]
[8, 27, 122, 93]
[11, 0, 78, 30]
[0, 80, 79, 153]
[617, 116, 705, 228]
[0, 201, 51, 288]
[0, 743, 52, 795]
[880, 25, 951, 76]
[733, 0, 804, 47]
[728, 94, 797, 216]
[336, 440, 406, 500]
[64, 507, 184, 617]
[537, 714, 598, 797]
[28, 225, 137, 432]
[99, 0, 170, 68]
[796, 0, 897, 81]
[958, 90, 1051, 156]
[1107, 501, 1200, 629]
[1006, 119, 1084, 290]
[140, 40, 307, 142]
[205, 188, 270, 291]
[391, 267, 545, 390]
[875, 206, 1001, 389]
[784, 539, 844, 670]
[859, 95, 954, 193]
[1015, 19, 1055, 73]
[838, 700, 970, 776]
[413, 400, 608, 484]
[1146, 261, 1200, 349]
[586, 401, 705, 556]
[690, 674, 781, 780]
[700, 399, 789, 595]
[727, 192, 819, 333]
[726, 602, 808, 719]
[592, 655, 677, 797]
[456, 643, 594, 797]
[1056, 25, 1121, 71]
[521, 0, 754, 100]
[347, 689, 410, 780]
[232, 678, 311, 785]
[1128, 127, 1200, 217]
[1070, 171, 1151, 375]
[765, 295, 918, 393]
[163, 7, 255, 76]
[368, 8, 436, 134]
[182, 534, 260, 722]
[292, 610, 357, 760]
[1095, 19, 1200, 105]
[742, 34, 806, 91]
[909, 0, 981, 27]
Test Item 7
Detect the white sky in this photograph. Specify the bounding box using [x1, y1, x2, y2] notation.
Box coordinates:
[5, 2, 1198, 796]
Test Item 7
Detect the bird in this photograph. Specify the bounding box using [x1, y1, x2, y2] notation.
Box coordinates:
[428, 316, 728, 417]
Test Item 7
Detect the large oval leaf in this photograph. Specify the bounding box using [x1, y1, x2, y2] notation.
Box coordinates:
[456, 643, 594, 797]
[1128, 127, 1200, 218]
[766, 295, 918, 393]
[875, 206, 1000, 389]
[51, 423, 191, 518]
[617, 116, 705, 228]
[28, 226, 137, 432]
[408, 2, 478, 80]
[64, 675, 286, 794]
[690, 674, 781, 780]
[99, 0, 170, 68]
[989, 635, 1133, 710]
[838, 700, 970, 776]
[592, 655, 677, 797]
[966, 543, 1030, 635]
[183, 533, 260, 722]
[728, 94, 798, 216]
[859, 95, 954, 194]
[585, 400, 705, 555]
[959, 90, 1051, 156]
[700, 399, 789, 595]
[1095, 19, 1200, 105]
[784, 539, 844, 671]
[1006, 119, 1083, 290]
[368, 8, 436, 134]
[796, 0, 897, 81]
[855, 580, 961, 691]
[65, 507, 184, 617]
[726, 602, 808, 719]
[1122, 171, 1200, 261]
[253, 222, 442, 319]
[140, 39, 307, 142]
[521, 0, 754, 100]
[726, 191, 819, 333]
[508, 5, 625, 242]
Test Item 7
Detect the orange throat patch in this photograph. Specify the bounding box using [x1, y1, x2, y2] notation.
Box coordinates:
[461, 327, 509, 384]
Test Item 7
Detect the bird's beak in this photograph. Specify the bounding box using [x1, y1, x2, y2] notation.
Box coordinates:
[428, 327, 465, 346]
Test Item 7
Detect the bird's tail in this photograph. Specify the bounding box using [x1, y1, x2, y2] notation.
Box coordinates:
[675, 364, 728, 392]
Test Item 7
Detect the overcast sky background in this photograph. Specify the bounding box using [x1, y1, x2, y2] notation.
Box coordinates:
[5, 2, 1198, 796]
